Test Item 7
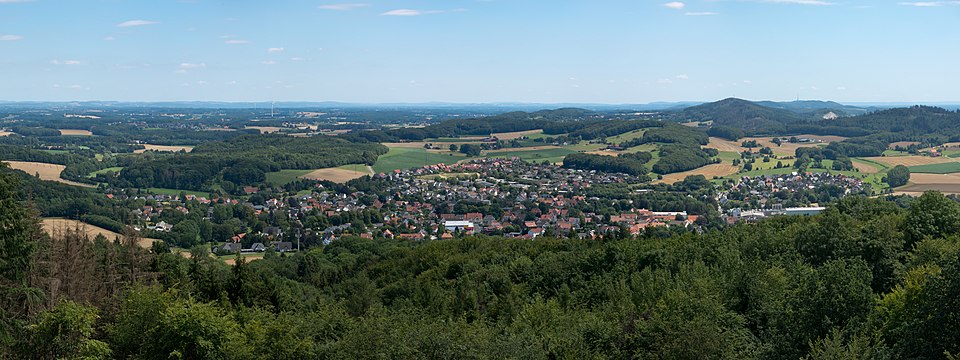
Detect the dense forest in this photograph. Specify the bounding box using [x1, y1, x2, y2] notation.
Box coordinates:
[4, 165, 960, 358]
[562, 152, 652, 178]
[112, 135, 387, 191]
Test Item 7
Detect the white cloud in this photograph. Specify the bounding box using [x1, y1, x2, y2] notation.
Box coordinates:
[664, 1, 685, 9]
[50, 59, 82, 65]
[0, 34, 23, 41]
[0, 0, 34, 3]
[290, 57, 306, 61]
[685, 11, 718, 15]
[675, 74, 689, 80]
[742, 80, 753, 84]
[318, 3, 368, 10]
[261, 60, 277, 65]
[117, 20, 159, 27]
[381, 9, 422, 16]
[268, 47, 284, 53]
[658, 78, 674, 84]
[225, 39, 249, 44]
[176, 62, 206, 73]
[226, 80, 238, 85]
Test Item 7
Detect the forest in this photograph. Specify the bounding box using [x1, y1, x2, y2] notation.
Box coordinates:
[562, 153, 652, 178]
[4, 165, 960, 358]
[110, 135, 387, 191]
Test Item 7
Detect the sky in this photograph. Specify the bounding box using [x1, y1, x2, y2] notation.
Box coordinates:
[0, 0, 958, 104]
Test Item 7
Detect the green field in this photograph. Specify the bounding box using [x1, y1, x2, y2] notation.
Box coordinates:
[87, 167, 123, 177]
[908, 162, 960, 174]
[373, 147, 468, 173]
[484, 148, 576, 163]
[605, 129, 647, 144]
[265, 169, 313, 185]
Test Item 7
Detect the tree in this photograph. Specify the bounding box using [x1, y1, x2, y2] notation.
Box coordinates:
[449, 144, 458, 152]
[903, 191, 960, 246]
[885, 165, 910, 188]
[459, 144, 481, 157]
[0, 169, 44, 348]
[21, 300, 111, 359]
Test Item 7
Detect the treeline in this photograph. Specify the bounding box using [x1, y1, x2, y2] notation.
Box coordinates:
[652, 145, 718, 174]
[565, 119, 663, 140]
[629, 124, 709, 146]
[9, 168, 960, 358]
[562, 152, 652, 178]
[0, 144, 83, 165]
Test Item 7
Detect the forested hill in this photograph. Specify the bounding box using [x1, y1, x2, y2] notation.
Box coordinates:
[754, 100, 873, 116]
[345, 108, 604, 142]
[829, 105, 960, 136]
[670, 98, 807, 132]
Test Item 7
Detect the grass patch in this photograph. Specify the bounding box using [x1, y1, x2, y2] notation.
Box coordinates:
[87, 167, 123, 177]
[374, 146, 468, 173]
[265, 169, 313, 186]
[908, 162, 960, 174]
[484, 148, 576, 161]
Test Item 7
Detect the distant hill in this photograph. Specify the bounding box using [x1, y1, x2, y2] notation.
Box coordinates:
[670, 98, 806, 133]
[755, 100, 873, 117]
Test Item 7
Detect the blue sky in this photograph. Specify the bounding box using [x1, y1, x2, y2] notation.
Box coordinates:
[0, 0, 957, 103]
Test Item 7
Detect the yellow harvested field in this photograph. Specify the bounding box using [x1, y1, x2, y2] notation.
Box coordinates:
[223, 254, 264, 265]
[656, 163, 741, 184]
[485, 145, 561, 154]
[300, 166, 373, 183]
[894, 174, 960, 195]
[707, 135, 845, 156]
[864, 156, 954, 167]
[2, 161, 94, 187]
[492, 129, 543, 140]
[59, 129, 93, 136]
[852, 161, 879, 173]
[134, 144, 194, 153]
[42, 218, 159, 248]
[586, 150, 622, 157]
[245, 126, 282, 133]
[0, 131, 11, 137]
[888, 141, 921, 149]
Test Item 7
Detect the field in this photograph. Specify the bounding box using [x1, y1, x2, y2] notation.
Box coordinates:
[146, 188, 214, 197]
[0, 131, 11, 136]
[2, 161, 95, 187]
[484, 148, 576, 164]
[59, 129, 93, 136]
[373, 146, 467, 173]
[484, 145, 562, 154]
[221, 253, 265, 265]
[657, 163, 741, 184]
[134, 144, 195, 153]
[863, 156, 954, 167]
[492, 129, 543, 140]
[244, 126, 283, 134]
[300, 164, 373, 183]
[908, 162, 960, 174]
[706, 135, 844, 157]
[87, 167, 124, 177]
[42, 218, 158, 248]
[851, 158, 886, 173]
[896, 173, 960, 195]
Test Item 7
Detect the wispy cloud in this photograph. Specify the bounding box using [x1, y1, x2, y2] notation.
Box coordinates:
[290, 57, 306, 61]
[224, 39, 249, 44]
[664, 2, 685, 9]
[261, 60, 277, 65]
[51, 59, 82, 65]
[176, 62, 206, 73]
[117, 20, 159, 27]
[0, 34, 23, 41]
[381, 9, 423, 16]
[685, 11, 718, 15]
[898, 1, 960, 6]
[381, 8, 463, 16]
[267, 47, 285, 53]
[318, 3, 368, 10]
[676, 74, 690, 80]
[0, 0, 34, 3]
